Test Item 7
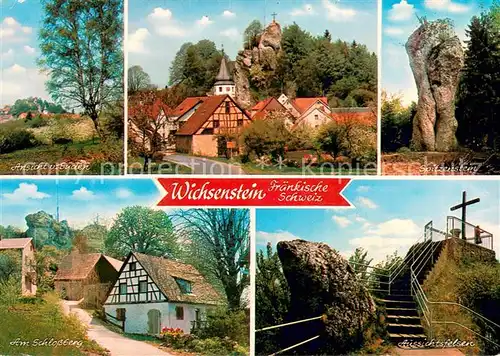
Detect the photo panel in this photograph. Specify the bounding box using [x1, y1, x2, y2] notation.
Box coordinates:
[127, 0, 378, 175]
[255, 179, 500, 355]
[0, 0, 125, 176]
[0, 178, 250, 355]
[381, 0, 500, 175]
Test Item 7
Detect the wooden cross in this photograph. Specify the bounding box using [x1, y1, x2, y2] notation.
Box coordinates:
[271, 12, 278, 22]
[450, 191, 480, 240]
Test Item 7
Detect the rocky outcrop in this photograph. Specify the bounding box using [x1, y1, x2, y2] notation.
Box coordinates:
[406, 20, 464, 152]
[234, 21, 283, 109]
[26, 211, 72, 249]
[277, 239, 375, 354]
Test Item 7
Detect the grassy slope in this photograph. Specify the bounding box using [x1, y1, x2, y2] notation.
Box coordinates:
[422, 239, 497, 354]
[0, 116, 123, 175]
[0, 292, 107, 355]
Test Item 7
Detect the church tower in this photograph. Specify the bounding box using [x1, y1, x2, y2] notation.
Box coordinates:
[214, 51, 236, 98]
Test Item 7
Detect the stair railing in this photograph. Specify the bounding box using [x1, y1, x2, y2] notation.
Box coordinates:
[446, 216, 494, 251]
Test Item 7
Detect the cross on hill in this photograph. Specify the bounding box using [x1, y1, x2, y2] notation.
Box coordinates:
[271, 12, 278, 22]
[450, 191, 480, 240]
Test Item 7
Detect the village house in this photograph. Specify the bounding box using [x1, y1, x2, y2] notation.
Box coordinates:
[0, 237, 37, 295]
[54, 253, 123, 303]
[103, 252, 222, 335]
[250, 97, 291, 121]
[277, 94, 333, 128]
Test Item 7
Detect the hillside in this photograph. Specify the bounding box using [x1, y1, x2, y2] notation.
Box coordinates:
[422, 238, 499, 354]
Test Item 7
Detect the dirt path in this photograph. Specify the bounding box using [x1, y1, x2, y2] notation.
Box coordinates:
[62, 301, 172, 356]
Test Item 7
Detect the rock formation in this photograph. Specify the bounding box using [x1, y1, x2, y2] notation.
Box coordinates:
[277, 239, 375, 354]
[26, 211, 72, 249]
[234, 21, 283, 108]
[406, 20, 464, 152]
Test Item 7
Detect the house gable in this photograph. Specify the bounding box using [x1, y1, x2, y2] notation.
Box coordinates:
[104, 253, 167, 305]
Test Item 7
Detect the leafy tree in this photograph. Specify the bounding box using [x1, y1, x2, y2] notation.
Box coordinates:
[243, 20, 263, 49]
[255, 243, 290, 355]
[315, 121, 344, 158]
[38, 0, 123, 136]
[32, 246, 65, 294]
[78, 223, 108, 252]
[456, 6, 500, 151]
[169, 42, 193, 86]
[175, 209, 250, 310]
[128, 65, 151, 94]
[0, 225, 24, 239]
[104, 206, 179, 259]
[348, 247, 373, 284]
[241, 111, 293, 160]
[381, 92, 415, 152]
[0, 250, 22, 282]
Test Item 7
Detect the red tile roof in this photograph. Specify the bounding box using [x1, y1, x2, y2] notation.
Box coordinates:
[172, 97, 207, 117]
[331, 108, 376, 126]
[251, 97, 289, 121]
[0, 238, 33, 249]
[55, 253, 123, 280]
[252, 98, 274, 111]
[292, 97, 328, 114]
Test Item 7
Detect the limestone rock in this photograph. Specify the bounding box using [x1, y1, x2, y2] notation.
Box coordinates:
[277, 239, 375, 354]
[234, 60, 252, 109]
[259, 21, 282, 51]
[406, 20, 464, 151]
[26, 211, 72, 249]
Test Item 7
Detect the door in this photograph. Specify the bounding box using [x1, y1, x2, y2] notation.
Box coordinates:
[147, 309, 161, 335]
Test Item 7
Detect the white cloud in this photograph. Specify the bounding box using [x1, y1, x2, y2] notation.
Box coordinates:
[3, 183, 50, 202]
[368, 218, 420, 237]
[322, 0, 356, 21]
[1, 48, 14, 59]
[115, 188, 133, 199]
[128, 28, 150, 54]
[333, 215, 351, 228]
[23, 45, 35, 54]
[222, 10, 235, 18]
[71, 187, 95, 200]
[424, 0, 471, 13]
[148, 8, 186, 37]
[220, 28, 239, 39]
[356, 185, 370, 193]
[291, 4, 315, 17]
[197, 16, 213, 27]
[388, 0, 415, 21]
[357, 197, 378, 209]
[18, 0, 26, 3]
[0, 17, 32, 41]
[384, 26, 406, 36]
[256, 230, 301, 244]
[6, 63, 27, 73]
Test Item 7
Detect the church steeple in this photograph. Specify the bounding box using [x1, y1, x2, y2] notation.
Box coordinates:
[214, 48, 236, 98]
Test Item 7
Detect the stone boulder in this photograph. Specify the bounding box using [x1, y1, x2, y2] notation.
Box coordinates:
[406, 20, 464, 152]
[26, 211, 73, 249]
[259, 21, 282, 51]
[277, 239, 375, 354]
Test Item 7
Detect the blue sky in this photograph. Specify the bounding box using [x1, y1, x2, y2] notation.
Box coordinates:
[382, 0, 493, 105]
[0, 178, 162, 230]
[257, 179, 500, 262]
[0, 0, 49, 106]
[128, 0, 378, 87]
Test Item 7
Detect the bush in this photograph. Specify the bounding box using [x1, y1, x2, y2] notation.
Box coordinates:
[0, 129, 40, 153]
[26, 115, 49, 128]
[194, 308, 249, 346]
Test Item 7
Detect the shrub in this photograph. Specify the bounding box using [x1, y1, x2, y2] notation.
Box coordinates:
[0, 129, 40, 153]
[26, 115, 49, 128]
[194, 308, 249, 346]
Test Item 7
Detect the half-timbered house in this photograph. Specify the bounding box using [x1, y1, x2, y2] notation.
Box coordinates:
[175, 94, 252, 157]
[103, 252, 222, 335]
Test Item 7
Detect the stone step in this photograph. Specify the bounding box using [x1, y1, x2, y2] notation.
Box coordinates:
[389, 333, 427, 344]
[377, 299, 416, 309]
[385, 294, 414, 302]
[387, 315, 421, 325]
[386, 307, 419, 317]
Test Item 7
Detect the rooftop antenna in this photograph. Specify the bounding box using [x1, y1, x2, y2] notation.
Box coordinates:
[56, 183, 60, 222]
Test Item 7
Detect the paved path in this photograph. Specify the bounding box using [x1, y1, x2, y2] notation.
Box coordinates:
[62, 301, 171, 356]
[164, 154, 245, 175]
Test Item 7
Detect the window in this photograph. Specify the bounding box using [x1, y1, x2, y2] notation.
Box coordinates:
[139, 281, 148, 293]
[314, 114, 319, 121]
[213, 120, 220, 128]
[218, 87, 222, 92]
[226, 87, 230, 92]
[175, 278, 192, 294]
[116, 308, 126, 321]
[129, 262, 136, 271]
[237, 119, 243, 127]
[119, 283, 127, 295]
[225, 102, 230, 114]
[202, 128, 214, 135]
[176, 306, 184, 320]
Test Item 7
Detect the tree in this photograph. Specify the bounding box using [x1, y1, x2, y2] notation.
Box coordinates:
[0, 250, 22, 282]
[456, 6, 500, 151]
[348, 247, 373, 283]
[175, 209, 250, 310]
[38, 0, 123, 136]
[79, 222, 108, 252]
[32, 246, 65, 293]
[315, 121, 344, 158]
[169, 42, 193, 86]
[255, 243, 290, 354]
[128, 65, 151, 94]
[381, 92, 415, 152]
[241, 111, 293, 160]
[104, 206, 179, 259]
[243, 20, 263, 49]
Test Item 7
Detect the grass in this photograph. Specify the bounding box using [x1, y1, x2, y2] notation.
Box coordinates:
[128, 156, 192, 174]
[0, 115, 123, 175]
[0, 291, 107, 356]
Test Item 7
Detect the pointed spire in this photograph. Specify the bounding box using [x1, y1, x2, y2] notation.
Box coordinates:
[215, 55, 232, 82]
